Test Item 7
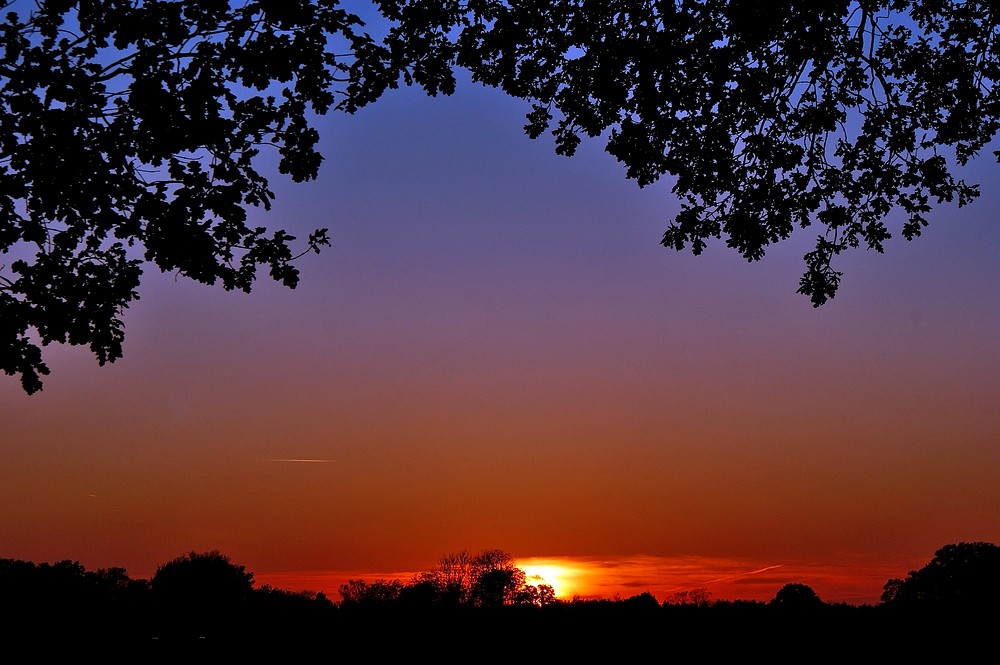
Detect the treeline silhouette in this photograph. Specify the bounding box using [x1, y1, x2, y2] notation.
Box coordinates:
[1, 542, 996, 659]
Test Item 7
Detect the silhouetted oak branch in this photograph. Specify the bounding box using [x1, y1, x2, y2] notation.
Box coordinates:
[4, 1, 998, 394]
[0, 0, 450, 394]
[378, 0, 995, 304]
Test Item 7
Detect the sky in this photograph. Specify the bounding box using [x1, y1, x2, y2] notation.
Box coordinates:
[2, 18, 999, 606]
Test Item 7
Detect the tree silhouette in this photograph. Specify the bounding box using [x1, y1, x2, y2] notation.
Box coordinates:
[338, 578, 404, 609]
[470, 566, 526, 608]
[150, 550, 254, 638]
[350, 549, 552, 609]
[461, 548, 549, 608]
[384, 0, 999, 305]
[420, 549, 478, 605]
[621, 591, 660, 610]
[513, 581, 557, 607]
[880, 541, 1000, 609]
[0, 0, 453, 394]
[7, 2, 999, 395]
[664, 588, 712, 607]
[770, 583, 825, 609]
[0, 557, 152, 643]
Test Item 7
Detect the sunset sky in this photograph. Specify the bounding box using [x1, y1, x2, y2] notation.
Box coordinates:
[2, 17, 998, 606]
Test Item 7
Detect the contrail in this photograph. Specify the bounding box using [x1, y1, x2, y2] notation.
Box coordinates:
[264, 459, 335, 463]
[705, 564, 783, 585]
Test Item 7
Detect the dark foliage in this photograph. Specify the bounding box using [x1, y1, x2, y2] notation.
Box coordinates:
[339, 548, 555, 610]
[5, 2, 998, 394]
[880, 541, 1000, 609]
[150, 550, 255, 638]
[0, 557, 152, 642]
[771, 582, 825, 609]
[0, 0, 452, 394]
[379, 0, 999, 305]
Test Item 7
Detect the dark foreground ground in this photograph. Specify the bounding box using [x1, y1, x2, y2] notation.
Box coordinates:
[10, 602, 995, 662]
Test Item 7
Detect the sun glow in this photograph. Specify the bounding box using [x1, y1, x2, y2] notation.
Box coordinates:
[518, 560, 589, 599]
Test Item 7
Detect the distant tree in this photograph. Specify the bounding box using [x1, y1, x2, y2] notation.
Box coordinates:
[414, 549, 476, 606]
[0, 559, 87, 628]
[771, 583, 824, 609]
[337, 578, 404, 609]
[468, 549, 542, 608]
[411, 548, 542, 608]
[87, 565, 134, 595]
[21, 560, 95, 626]
[621, 591, 660, 610]
[664, 588, 712, 607]
[881, 541, 1000, 609]
[470, 566, 526, 608]
[882, 576, 909, 606]
[0, 557, 150, 642]
[150, 550, 254, 637]
[0, 558, 39, 607]
[397, 578, 443, 608]
[381, 0, 1000, 306]
[251, 585, 337, 640]
[513, 582, 557, 607]
[536, 583, 557, 607]
[84, 565, 152, 635]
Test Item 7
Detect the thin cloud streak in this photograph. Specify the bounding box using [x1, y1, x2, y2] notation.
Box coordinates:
[551, 555, 906, 604]
[703, 564, 784, 585]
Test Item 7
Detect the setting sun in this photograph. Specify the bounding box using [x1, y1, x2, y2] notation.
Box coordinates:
[518, 559, 589, 600]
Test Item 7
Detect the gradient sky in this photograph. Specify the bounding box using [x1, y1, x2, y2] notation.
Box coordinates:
[2, 33, 998, 605]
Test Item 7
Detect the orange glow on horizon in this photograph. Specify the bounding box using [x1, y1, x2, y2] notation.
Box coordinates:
[255, 553, 918, 606]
